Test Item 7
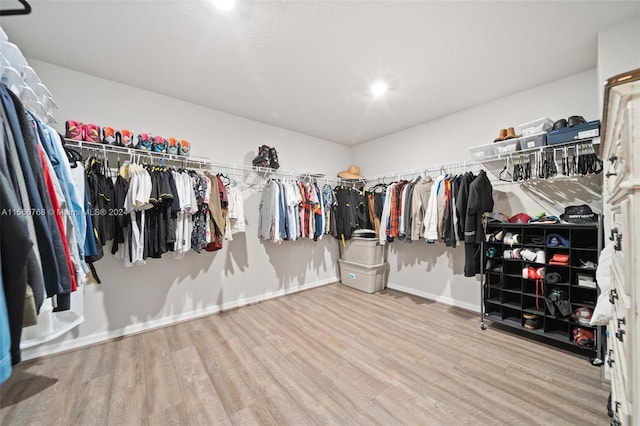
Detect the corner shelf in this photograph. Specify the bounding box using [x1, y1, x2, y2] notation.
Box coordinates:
[471, 136, 601, 165]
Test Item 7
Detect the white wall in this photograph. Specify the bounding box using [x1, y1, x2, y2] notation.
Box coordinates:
[597, 14, 640, 111]
[22, 60, 350, 359]
[352, 69, 599, 175]
[353, 69, 602, 312]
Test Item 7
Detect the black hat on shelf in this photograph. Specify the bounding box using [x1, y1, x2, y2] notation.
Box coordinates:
[559, 205, 598, 224]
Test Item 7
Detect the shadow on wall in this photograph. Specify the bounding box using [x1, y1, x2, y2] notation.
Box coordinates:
[392, 241, 443, 272]
[91, 248, 219, 333]
[388, 240, 481, 307]
[262, 237, 338, 290]
[391, 240, 473, 276]
[446, 245, 468, 277]
[225, 232, 249, 277]
[493, 189, 526, 217]
[519, 174, 602, 215]
[494, 174, 602, 217]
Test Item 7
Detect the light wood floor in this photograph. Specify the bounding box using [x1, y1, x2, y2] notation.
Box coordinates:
[1, 283, 610, 425]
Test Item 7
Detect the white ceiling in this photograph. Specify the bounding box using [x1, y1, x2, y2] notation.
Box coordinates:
[1, 1, 638, 145]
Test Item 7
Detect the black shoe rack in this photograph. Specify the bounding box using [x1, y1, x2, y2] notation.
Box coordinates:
[480, 221, 603, 361]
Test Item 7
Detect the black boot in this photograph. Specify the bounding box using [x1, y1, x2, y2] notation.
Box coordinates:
[252, 145, 271, 168]
[268, 147, 280, 169]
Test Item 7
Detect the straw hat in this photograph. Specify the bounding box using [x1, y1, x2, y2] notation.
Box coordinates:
[337, 165, 364, 180]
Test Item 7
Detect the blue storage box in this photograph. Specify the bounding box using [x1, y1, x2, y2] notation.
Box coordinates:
[547, 120, 600, 145]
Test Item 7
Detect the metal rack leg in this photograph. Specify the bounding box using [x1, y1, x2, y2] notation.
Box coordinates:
[480, 241, 487, 330]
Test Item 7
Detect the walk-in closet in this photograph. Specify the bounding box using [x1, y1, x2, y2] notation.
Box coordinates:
[1, 1, 639, 425]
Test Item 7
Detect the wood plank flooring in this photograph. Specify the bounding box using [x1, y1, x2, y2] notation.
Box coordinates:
[0, 283, 610, 425]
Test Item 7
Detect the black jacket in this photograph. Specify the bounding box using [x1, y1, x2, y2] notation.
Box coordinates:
[463, 171, 493, 277]
[464, 171, 493, 244]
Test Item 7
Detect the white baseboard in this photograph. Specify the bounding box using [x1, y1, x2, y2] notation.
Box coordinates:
[387, 282, 480, 313]
[21, 278, 337, 361]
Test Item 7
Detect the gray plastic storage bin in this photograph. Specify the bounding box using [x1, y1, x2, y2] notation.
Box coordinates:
[517, 117, 554, 136]
[338, 259, 390, 294]
[519, 132, 547, 150]
[468, 144, 496, 159]
[493, 138, 520, 154]
[340, 236, 388, 265]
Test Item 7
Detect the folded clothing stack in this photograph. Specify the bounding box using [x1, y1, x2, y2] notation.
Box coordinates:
[548, 253, 569, 265]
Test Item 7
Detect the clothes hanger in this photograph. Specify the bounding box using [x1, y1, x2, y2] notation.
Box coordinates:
[222, 167, 238, 186]
[64, 146, 83, 167]
[499, 157, 513, 182]
[0, 0, 31, 16]
[218, 172, 232, 186]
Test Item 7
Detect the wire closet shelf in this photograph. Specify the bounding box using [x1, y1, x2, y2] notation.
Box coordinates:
[362, 159, 484, 184]
[63, 139, 349, 184]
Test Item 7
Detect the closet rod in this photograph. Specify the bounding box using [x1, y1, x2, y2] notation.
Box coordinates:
[64, 139, 346, 183]
[364, 159, 484, 182]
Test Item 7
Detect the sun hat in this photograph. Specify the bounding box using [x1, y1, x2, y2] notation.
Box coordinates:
[338, 165, 364, 180]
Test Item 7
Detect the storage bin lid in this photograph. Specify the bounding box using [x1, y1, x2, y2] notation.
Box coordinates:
[352, 229, 376, 239]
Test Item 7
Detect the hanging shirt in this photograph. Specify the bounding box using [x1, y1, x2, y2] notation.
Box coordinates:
[313, 182, 324, 241]
[378, 184, 395, 245]
[401, 177, 420, 240]
[410, 176, 433, 241]
[173, 170, 197, 256]
[1, 85, 62, 297]
[37, 145, 77, 293]
[282, 181, 298, 241]
[37, 122, 86, 261]
[226, 185, 245, 234]
[321, 184, 334, 235]
[299, 182, 310, 239]
[423, 174, 446, 242]
[258, 179, 278, 242]
[111, 173, 130, 257]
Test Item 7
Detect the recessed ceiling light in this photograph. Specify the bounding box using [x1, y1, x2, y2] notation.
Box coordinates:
[212, 0, 236, 11]
[370, 81, 388, 97]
